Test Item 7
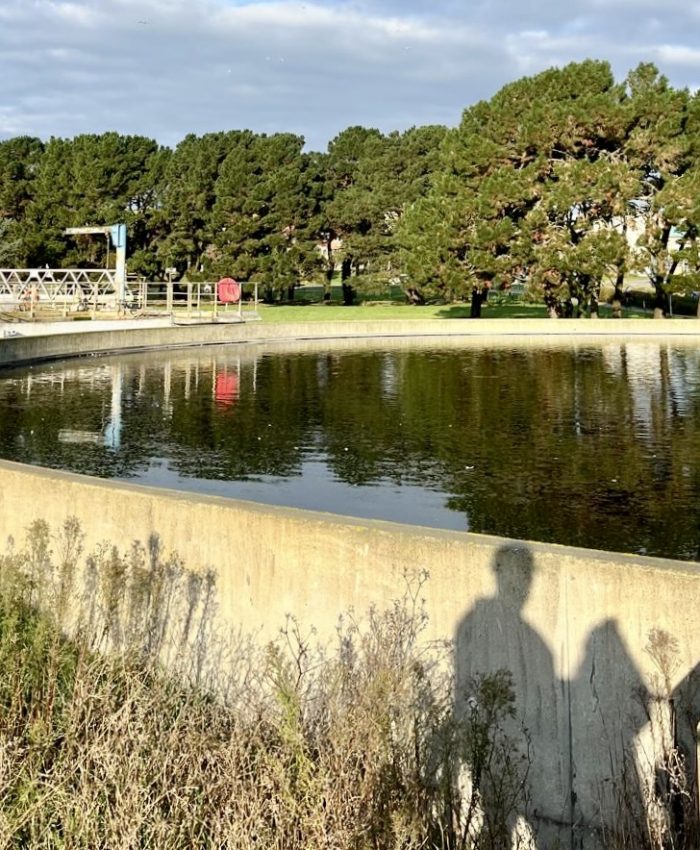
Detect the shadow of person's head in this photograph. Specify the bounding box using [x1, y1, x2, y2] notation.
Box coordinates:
[493, 544, 535, 611]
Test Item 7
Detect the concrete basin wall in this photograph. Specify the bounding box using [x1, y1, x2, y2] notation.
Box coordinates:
[0, 458, 698, 843]
[3, 316, 700, 367]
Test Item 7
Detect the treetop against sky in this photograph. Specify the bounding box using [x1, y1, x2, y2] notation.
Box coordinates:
[2, 59, 699, 317]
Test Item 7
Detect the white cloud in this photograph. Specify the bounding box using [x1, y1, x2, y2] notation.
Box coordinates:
[655, 45, 700, 67]
[0, 0, 699, 150]
[50, 2, 99, 27]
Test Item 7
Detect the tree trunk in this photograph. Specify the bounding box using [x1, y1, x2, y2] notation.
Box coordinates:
[653, 288, 666, 319]
[405, 286, 425, 305]
[542, 283, 560, 318]
[612, 268, 624, 318]
[341, 283, 355, 306]
[323, 239, 334, 302]
[470, 287, 482, 318]
[323, 264, 334, 303]
[589, 294, 599, 319]
[341, 257, 355, 306]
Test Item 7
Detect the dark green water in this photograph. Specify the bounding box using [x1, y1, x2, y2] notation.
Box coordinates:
[2, 340, 700, 560]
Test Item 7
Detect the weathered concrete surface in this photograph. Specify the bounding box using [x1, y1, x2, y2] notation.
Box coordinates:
[0, 458, 698, 844]
[1, 317, 174, 336]
[3, 317, 700, 367]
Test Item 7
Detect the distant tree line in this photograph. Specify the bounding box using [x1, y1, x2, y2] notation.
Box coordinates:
[1, 60, 699, 314]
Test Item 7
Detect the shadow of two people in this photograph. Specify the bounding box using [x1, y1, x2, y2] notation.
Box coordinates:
[454, 544, 699, 848]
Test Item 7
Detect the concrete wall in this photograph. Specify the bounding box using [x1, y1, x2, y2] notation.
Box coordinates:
[4, 316, 700, 368]
[0, 458, 698, 845]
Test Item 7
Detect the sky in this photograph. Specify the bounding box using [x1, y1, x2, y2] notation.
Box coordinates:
[1, 0, 699, 152]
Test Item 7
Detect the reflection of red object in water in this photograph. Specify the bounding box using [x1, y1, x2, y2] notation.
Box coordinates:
[215, 371, 239, 407]
[217, 277, 241, 303]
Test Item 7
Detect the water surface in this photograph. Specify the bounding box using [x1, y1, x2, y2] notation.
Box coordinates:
[1, 339, 699, 560]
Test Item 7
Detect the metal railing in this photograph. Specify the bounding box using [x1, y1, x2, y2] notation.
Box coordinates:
[0, 269, 119, 316]
[127, 280, 260, 322]
[0, 272, 260, 322]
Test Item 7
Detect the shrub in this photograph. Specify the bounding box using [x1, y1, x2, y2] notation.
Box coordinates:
[0, 521, 530, 849]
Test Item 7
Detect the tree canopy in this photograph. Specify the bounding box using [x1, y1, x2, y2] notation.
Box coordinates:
[1, 59, 698, 314]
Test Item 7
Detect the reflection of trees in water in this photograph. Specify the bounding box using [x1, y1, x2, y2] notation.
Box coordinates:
[4, 343, 700, 556]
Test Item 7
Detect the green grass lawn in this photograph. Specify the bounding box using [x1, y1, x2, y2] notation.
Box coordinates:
[253, 278, 700, 322]
[256, 299, 700, 322]
[256, 300, 549, 322]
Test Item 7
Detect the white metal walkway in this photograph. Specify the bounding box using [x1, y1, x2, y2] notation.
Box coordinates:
[0, 268, 119, 311]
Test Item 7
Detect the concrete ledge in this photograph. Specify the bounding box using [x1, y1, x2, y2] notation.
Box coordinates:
[2, 317, 700, 367]
[0, 456, 697, 646]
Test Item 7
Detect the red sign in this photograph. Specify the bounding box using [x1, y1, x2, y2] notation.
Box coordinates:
[217, 277, 241, 303]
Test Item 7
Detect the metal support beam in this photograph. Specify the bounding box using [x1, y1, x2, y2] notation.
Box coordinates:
[64, 223, 128, 301]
